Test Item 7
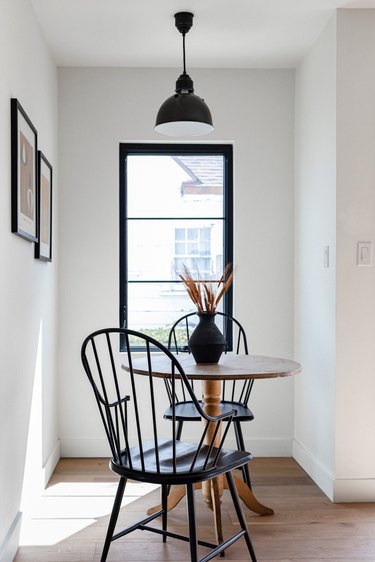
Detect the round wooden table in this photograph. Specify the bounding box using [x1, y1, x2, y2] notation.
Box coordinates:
[124, 353, 301, 545]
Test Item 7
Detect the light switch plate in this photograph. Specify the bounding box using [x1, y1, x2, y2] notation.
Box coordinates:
[357, 242, 372, 266]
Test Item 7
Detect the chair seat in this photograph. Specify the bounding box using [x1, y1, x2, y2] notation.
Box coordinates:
[164, 400, 255, 423]
[110, 438, 252, 485]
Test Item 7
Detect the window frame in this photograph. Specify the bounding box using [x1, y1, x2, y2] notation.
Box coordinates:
[119, 143, 233, 349]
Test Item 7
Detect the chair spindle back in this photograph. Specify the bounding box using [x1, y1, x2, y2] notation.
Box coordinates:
[81, 328, 236, 475]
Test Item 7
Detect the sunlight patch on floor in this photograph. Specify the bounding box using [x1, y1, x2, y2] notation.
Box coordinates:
[20, 518, 95, 546]
[44, 480, 158, 497]
[19, 480, 160, 546]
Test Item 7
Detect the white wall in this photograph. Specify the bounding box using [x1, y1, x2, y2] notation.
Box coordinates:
[294, 17, 337, 499]
[0, 0, 58, 559]
[335, 9, 375, 500]
[58, 67, 295, 458]
[295, 9, 375, 502]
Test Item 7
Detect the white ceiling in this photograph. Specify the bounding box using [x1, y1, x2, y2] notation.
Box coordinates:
[30, 0, 375, 68]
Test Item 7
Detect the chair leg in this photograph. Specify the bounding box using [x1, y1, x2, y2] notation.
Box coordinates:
[101, 476, 127, 562]
[225, 471, 257, 562]
[176, 420, 184, 441]
[211, 477, 225, 557]
[234, 422, 252, 490]
[161, 484, 168, 542]
[186, 483, 198, 562]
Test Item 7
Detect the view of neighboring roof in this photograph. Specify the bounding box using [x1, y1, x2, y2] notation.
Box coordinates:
[173, 155, 223, 195]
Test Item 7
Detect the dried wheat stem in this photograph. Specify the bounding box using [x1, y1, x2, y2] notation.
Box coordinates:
[178, 263, 233, 313]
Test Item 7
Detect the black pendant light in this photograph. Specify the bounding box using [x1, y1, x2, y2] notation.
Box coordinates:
[155, 12, 214, 137]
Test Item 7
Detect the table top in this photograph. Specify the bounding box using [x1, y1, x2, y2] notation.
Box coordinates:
[123, 353, 301, 381]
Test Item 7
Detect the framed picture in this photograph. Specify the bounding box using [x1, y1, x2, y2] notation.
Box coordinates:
[11, 98, 38, 242]
[35, 151, 52, 261]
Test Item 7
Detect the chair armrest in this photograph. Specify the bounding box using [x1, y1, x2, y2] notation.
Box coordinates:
[195, 404, 237, 423]
[96, 393, 130, 408]
[210, 408, 237, 422]
[108, 395, 130, 408]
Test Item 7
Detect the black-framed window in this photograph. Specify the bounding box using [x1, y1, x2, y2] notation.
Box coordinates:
[120, 143, 233, 349]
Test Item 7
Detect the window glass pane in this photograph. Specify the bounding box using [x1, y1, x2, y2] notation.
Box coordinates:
[201, 241, 210, 255]
[187, 228, 198, 240]
[127, 219, 223, 281]
[127, 282, 225, 346]
[200, 227, 210, 240]
[127, 154, 224, 218]
[127, 282, 199, 346]
[175, 242, 185, 255]
[173, 257, 211, 278]
[175, 228, 185, 240]
[187, 242, 199, 254]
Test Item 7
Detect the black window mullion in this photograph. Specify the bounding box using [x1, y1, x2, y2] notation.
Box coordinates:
[119, 144, 128, 329]
[223, 146, 233, 350]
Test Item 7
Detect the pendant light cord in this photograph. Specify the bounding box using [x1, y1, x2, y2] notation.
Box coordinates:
[182, 32, 187, 75]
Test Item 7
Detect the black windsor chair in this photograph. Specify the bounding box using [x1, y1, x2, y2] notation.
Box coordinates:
[164, 311, 254, 489]
[81, 328, 257, 562]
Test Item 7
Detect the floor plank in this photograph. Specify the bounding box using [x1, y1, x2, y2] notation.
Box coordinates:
[15, 458, 375, 562]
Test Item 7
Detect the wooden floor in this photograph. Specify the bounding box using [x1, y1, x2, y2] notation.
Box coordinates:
[15, 457, 375, 562]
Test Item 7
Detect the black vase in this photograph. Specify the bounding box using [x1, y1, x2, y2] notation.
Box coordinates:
[188, 312, 226, 364]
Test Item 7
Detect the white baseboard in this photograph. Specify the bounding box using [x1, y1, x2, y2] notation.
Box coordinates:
[0, 511, 22, 562]
[293, 438, 334, 500]
[333, 478, 375, 502]
[0, 443, 60, 561]
[61, 437, 292, 458]
[42, 440, 61, 486]
[61, 438, 112, 457]
[293, 439, 375, 502]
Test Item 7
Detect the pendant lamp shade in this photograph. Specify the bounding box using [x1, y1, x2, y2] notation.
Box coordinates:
[155, 12, 214, 137]
[155, 85, 213, 137]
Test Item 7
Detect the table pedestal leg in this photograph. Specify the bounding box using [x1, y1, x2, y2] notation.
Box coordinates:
[146, 472, 273, 517]
[202, 380, 223, 507]
[224, 475, 274, 516]
[147, 483, 202, 516]
[210, 476, 224, 554]
[201, 379, 224, 547]
[147, 377, 274, 521]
